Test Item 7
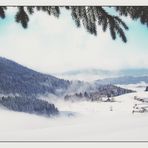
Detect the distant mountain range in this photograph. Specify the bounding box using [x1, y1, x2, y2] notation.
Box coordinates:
[54, 68, 148, 81]
[95, 76, 148, 85]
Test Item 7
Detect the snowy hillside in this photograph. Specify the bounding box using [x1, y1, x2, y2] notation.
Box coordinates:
[0, 57, 148, 141]
[0, 83, 148, 141]
[0, 57, 70, 97]
[0, 57, 134, 117]
[0, 57, 133, 99]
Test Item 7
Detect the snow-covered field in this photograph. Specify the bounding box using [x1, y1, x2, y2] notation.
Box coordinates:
[0, 83, 148, 141]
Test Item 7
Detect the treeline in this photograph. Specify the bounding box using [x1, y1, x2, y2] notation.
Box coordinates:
[64, 84, 134, 101]
[0, 96, 59, 117]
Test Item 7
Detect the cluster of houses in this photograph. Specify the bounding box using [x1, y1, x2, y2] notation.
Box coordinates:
[132, 96, 148, 113]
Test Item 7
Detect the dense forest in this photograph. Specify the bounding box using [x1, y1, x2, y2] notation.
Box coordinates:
[0, 96, 59, 117]
[0, 57, 70, 97]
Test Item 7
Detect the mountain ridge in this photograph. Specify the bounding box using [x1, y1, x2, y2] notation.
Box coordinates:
[96, 76, 148, 85]
[54, 68, 148, 81]
[0, 57, 70, 97]
[0, 57, 135, 116]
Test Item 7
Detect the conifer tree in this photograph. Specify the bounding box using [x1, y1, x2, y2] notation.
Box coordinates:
[0, 6, 148, 42]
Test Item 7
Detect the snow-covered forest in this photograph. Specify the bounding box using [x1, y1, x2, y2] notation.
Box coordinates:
[0, 57, 148, 141]
[0, 6, 148, 142]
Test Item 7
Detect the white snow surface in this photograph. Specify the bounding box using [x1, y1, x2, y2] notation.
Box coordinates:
[0, 83, 148, 141]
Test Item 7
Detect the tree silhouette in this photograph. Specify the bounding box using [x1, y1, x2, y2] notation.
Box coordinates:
[0, 6, 148, 43]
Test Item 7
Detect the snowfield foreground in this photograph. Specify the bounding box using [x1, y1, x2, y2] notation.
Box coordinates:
[0, 84, 148, 141]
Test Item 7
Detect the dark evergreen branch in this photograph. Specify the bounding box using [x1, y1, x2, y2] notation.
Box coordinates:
[71, 6, 81, 27]
[114, 6, 148, 27]
[97, 7, 127, 42]
[27, 6, 35, 15]
[114, 16, 129, 30]
[0, 6, 7, 19]
[0, 6, 148, 43]
[15, 7, 29, 28]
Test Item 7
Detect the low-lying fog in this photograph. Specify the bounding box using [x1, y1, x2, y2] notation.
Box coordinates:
[0, 83, 148, 141]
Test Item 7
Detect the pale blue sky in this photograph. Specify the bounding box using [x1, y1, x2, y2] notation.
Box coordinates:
[0, 7, 148, 73]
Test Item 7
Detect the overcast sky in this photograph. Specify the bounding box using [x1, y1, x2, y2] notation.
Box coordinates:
[0, 7, 148, 74]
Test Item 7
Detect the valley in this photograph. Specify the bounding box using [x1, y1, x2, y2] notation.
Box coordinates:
[0, 83, 148, 141]
[0, 57, 148, 141]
